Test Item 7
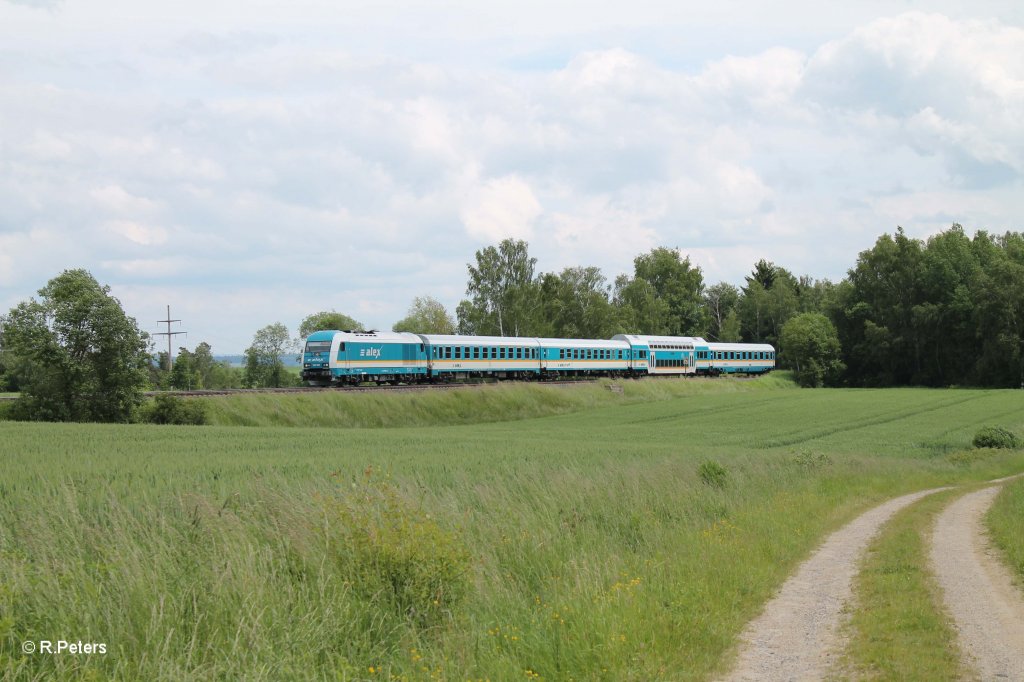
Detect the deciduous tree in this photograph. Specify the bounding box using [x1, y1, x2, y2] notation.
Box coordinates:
[780, 312, 844, 387]
[245, 323, 295, 388]
[392, 296, 456, 334]
[1, 269, 150, 422]
[298, 311, 363, 338]
[457, 239, 539, 336]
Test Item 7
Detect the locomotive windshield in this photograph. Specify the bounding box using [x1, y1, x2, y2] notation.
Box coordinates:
[305, 341, 332, 354]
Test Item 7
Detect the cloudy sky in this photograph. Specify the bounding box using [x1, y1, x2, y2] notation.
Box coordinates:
[2, 1, 1022, 353]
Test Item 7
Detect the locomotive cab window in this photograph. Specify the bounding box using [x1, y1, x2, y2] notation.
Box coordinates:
[305, 341, 332, 354]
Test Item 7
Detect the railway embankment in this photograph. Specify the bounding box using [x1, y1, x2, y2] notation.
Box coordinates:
[200, 372, 796, 428]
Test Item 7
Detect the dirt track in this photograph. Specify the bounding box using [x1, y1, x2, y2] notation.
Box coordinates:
[930, 482, 1024, 681]
[719, 487, 948, 682]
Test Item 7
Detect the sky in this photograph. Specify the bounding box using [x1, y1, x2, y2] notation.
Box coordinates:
[1, 1, 1022, 353]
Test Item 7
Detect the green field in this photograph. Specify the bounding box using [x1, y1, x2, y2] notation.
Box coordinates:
[1, 378, 1023, 681]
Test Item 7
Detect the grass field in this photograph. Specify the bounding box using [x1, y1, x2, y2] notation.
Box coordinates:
[1, 378, 1023, 680]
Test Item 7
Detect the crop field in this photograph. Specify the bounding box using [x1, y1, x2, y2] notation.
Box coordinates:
[1, 378, 1023, 681]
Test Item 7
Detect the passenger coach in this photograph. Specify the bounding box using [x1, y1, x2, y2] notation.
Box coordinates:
[418, 334, 539, 380]
[697, 341, 775, 375]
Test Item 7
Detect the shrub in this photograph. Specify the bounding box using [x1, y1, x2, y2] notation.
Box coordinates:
[141, 394, 209, 425]
[326, 468, 471, 629]
[793, 450, 832, 469]
[699, 460, 729, 489]
[972, 426, 1020, 449]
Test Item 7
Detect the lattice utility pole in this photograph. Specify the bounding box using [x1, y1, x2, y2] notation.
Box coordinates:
[154, 305, 187, 371]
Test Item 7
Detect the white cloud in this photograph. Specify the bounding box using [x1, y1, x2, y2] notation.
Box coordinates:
[460, 175, 542, 242]
[104, 220, 168, 246]
[91, 185, 160, 214]
[0, 6, 1022, 350]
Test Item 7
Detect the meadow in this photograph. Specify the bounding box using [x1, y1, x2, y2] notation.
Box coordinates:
[1, 377, 1023, 681]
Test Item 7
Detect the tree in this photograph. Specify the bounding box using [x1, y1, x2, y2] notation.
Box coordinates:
[630, 247, 706, 336]
[779, 312, 844, 387]
[457, 239, 539, 336]
[245, 323, 295, 388]
[613, 274, 670, 334]
[169, 347, 201, 390]
[839, 228, 925, 385]
[0, 318, 18, 392]
[393, 296, 456, 334]
[537, 267, 619, 339]
[704, 282, 741, 341]
[298, 311, 363, 339]
[738, 260, 799, 347]
[1, 269, 150, 422]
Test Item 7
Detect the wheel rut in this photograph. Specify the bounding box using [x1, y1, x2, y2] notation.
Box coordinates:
[930, 478, 1024, 681]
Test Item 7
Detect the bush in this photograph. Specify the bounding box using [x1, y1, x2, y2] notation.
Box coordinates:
[141, 394, 209, 425]
[326, 469, 471, 629]
[699, 460, 729, 489]
[972, 426, 1020, 449]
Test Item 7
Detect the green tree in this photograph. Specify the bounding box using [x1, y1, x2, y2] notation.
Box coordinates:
[392, 296, 456, 334]
[0, 320, 18, 391]
[839, 228, 926, 385]
[537, 267, 619, 338]
[244, 323, 295, 388]
[630, 247, 706, 336]
[704, 282, 741, 341]
[738, 260, 799, 347]
[1, 269, 150, 422]
[779, 312, 845, 387]
[298, 311, 363, 338]
[457, 239, 539, 336]
[613, 274, 671, 334]
[169, 347, 201, 390]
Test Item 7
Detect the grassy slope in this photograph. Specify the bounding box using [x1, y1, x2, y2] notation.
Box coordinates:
[203, 373, 797, 428]
[1, 382, 1023, 681]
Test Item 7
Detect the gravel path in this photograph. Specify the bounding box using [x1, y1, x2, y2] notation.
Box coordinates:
[719, 487, 948, 682]
[930, 480, 1024, 681]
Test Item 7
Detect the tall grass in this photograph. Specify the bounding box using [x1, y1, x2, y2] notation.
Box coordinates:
[203, 374, 795, 428]
[2, 384, 1023, 680]
[987, 476, 1024, 586]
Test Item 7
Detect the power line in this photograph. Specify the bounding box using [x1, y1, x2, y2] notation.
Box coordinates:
[154, 305, 187, 371]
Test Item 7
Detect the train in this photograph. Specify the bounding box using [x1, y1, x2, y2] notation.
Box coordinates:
[300, 330, 775, 386]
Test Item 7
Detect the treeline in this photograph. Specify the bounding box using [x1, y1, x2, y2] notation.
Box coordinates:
[1, 224, 1021, 425]
[449, 225, 1024, 388]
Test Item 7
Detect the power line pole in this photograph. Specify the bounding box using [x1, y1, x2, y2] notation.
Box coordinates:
[154, 305, 187, 371]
